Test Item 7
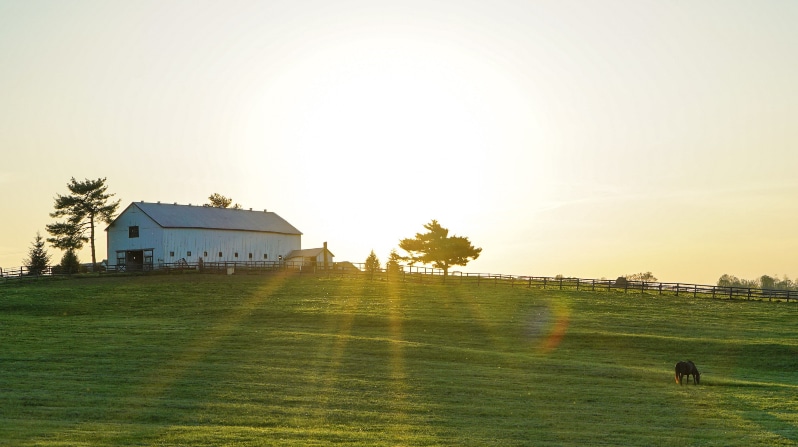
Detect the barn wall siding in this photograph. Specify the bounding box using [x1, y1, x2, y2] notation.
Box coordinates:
[316, 252, 333, 265]
[160, 228, 300, 264]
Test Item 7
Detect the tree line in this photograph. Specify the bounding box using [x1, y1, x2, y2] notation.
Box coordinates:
[717, 273, 797, 291]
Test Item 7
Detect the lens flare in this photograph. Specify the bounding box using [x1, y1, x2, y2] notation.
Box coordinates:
[524, 301, 571, 354]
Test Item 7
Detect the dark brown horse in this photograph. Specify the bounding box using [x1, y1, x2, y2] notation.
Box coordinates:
[674, 360, 700, 385]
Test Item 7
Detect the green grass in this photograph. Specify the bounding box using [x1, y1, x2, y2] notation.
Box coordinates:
[1, 273, 797, 446]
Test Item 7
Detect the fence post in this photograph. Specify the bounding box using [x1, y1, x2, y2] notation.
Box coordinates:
[675, 284, 679, 297]
[576, 278, 580, 291]
[658, 283, 663, 295]
[543, 277, 547, 289]
[694, 285, 697, 298]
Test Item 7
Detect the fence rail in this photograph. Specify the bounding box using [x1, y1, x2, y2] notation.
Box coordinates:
[0, 265, 54, 279]
[2, 262, 795, 302]
[444, 273, 796, 302]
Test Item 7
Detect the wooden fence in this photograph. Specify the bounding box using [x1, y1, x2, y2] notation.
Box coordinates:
[0, 265, 54, 280]
[445, 273, 796, 302]
[2, 261, 795, 302]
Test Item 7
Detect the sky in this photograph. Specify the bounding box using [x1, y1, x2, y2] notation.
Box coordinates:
[1, 0, 796, 284]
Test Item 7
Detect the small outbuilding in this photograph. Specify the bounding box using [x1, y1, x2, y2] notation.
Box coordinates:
[285, 242, 334, 269]
[106, 202, 302, 271]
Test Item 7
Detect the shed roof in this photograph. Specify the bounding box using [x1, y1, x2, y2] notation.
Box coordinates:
[110, 202, 302, 235]
[286, 247, 335, 259]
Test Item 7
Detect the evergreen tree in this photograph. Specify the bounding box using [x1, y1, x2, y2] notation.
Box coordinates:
[205, 193, 242, 209]
[60, 249, 81, 275]
[399, 220, 482, 280]
[365, 250, 381, 280]
[46, 177, 120, 271]
[385, 249, 402, 275]
[24, 232, 51, 275]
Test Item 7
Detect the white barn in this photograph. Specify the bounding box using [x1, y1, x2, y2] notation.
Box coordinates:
[106, 202, 303, 271]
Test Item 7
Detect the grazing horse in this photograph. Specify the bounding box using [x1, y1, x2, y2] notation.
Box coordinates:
[674, 361, 700, 385]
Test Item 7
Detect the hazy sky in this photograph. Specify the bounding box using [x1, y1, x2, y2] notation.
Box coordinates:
[2, 0, 796, 284]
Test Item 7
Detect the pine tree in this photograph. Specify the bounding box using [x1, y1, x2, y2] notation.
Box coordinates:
[399, 220, 482, 280]
[46, 177, 120, 271]
[24, 232, 51, 276]
[364, 250, 381, 280]
[60, 249, 81, 275]
[205, 193, 242, 209]
[386, 249, 402, 276]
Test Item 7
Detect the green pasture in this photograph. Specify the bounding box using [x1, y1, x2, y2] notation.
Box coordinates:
[1, 274, 797, 446]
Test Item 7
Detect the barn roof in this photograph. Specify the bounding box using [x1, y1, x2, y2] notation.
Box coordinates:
[111, 202, 302, 235]
[286, 247, 335, 259]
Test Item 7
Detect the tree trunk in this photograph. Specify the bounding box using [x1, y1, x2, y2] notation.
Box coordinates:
[89, 214, 97, 271]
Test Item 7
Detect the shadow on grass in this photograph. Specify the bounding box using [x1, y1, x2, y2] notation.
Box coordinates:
[724, 392, 798, 443]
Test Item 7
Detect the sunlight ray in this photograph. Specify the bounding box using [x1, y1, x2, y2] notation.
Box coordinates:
[88, 272, 293, 445]
[301, 280, 362, 426]
[384, 278, 412, 437]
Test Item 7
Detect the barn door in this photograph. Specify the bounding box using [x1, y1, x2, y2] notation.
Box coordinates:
[126, 250, 144, 271]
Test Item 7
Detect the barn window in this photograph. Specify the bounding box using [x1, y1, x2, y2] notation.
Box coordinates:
[234, 252, 239, 258]
[204, 251, 208, 257]
[129, 226, 139, 238]
[248, 253, 253, 259]
[263, 254, 268, 260]
[218, 252, 223, 258]
[169, 251, 175, 257]
[187, 251, 192, 257]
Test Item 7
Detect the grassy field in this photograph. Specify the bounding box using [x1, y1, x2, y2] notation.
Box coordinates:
[1, 273, 797, 446]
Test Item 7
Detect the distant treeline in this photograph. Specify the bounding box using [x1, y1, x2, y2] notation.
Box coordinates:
[718, 274, 796, 291]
